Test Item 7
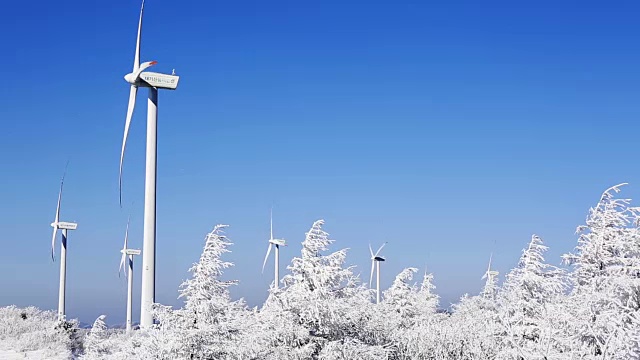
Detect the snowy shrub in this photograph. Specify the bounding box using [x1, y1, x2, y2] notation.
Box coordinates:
[0, 305, 80, 357]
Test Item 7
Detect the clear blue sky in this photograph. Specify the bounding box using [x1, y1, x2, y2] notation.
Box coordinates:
[1, 0, 639, 325]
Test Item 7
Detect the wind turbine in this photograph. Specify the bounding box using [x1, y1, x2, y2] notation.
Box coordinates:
[481, 253, 499, 299]
[118, 0, 180, 328]
[262, 209, 286, 289]
[118, 216, 141, 334]
[369, 242, 387, 304]
[50, 164, 78, 321]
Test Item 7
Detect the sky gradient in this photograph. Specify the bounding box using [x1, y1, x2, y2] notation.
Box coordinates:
[1, 0, 640, 325]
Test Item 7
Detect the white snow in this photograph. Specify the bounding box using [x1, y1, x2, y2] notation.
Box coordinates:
[0, 349, 68, 360]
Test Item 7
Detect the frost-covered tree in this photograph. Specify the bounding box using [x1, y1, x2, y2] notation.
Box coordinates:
[266, 219, 376, 358]
[383, 267, 419, 321]
[381, 267, 442, 359]
[497, 234, 567, 359]
[178, 224, 237, 316]
[82, 315, 133, 360]
[415, 268, 440, 317]
[129, 224, 248, 360]
[562, 183, 640, 358]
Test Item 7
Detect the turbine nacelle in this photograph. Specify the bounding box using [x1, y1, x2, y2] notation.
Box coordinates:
[269, 239, 286, 246]
[121, 249, 141, 256]
[51, 221, 78, 231]
[373, 256, 385, 262]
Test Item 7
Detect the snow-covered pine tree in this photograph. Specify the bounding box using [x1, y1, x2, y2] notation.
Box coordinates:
[415, 268, 439, 316]
[382, 267, 419, 321]
[382, 267, 442, 359]
[269, 219, 375, 357]
[131, 224, 246, 360]
[562, 183, 640, 358]
[82, 315, 122, 359]
[497, 234, 567, 359]
[178, 224, 238, 321]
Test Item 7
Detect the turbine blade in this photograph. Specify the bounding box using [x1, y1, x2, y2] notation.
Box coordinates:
[51, 164, 66, 262]
[262, 244, 273, 274]
[119, 85, 137, 207]
[54, 166, 65, 224]
[375, 242, 387, 257]
[51, 226, 58, 262]
[123, 216, 130, 250]
[132, 60, 157, 80]
[119, 252, 127, 279]
[270, 207, 273, 241]
[369, 243, 374, 258]
[369, 260, 375, 287]
[133, 0, 145, 71]
[119, 216, 131, 278]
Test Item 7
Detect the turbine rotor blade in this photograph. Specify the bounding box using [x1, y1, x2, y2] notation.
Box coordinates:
[375, 242, 387, 257]
[123, 216, 130, 250]
[488, 252, 493, 273]
[133, 0, 145, 71]
[119, 85, 137, 207]
[132, 60, 157, 80]
[119, 252, 127, 279]
[270, 207, 273, 241]
[369, 260, 375, 287]
[262, 244, 273, 274]
[369, 243, 374, 258]
[119, 216, 131, 278]
[51, 226, 58, 262]
[51, 165, 66, 262]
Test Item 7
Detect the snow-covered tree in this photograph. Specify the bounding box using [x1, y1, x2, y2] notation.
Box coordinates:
[266, 219, 377, 358]
[562, 183, 640, 358]
[178, 224, 237, 316]
[415, 268, 439, 316]
[129, 224, 248, 360]
[382, 267, 419, 320]
[82, 315, 134, 360]
[497, 234, 567, 359]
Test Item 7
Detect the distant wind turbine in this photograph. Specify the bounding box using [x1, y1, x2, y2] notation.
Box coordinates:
[118, 216, 141, 334]
[118, 0, 180, 328]
[50, 163, 78, 321]
[262, 209, 286, 290]
[481, 253, 499, 299]
[369, 242, 387, 304]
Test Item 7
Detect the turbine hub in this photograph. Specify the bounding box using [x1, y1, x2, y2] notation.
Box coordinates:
[124, 73, 136, 84]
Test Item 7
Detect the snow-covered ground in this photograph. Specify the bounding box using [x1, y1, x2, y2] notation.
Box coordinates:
[0, 349, 68, 360]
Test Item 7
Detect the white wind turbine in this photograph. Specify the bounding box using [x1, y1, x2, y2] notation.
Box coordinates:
[369, 242, 387, 304]
[118, 216, 141, 334]
[262, 210, 286, 290]
[118, 0, 180, 328]
[50, 164, 78, 321]
[481, 253, 499, 299]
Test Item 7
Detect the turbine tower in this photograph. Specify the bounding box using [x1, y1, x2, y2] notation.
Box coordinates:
[118, 0, 180, 328]
[50, 164, 78, 321]
[262, 209, 286, 289]
[369, 242, 387, 304]
[118, 216, 141, 334]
